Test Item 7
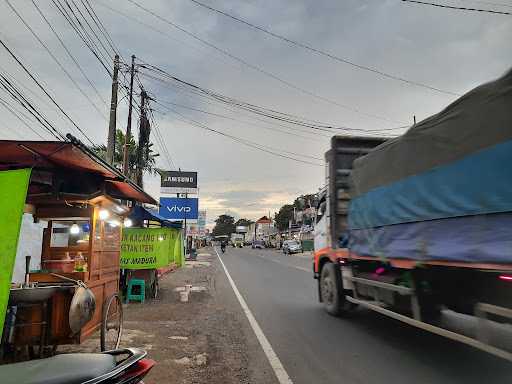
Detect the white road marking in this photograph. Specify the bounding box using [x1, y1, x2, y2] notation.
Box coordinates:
[254, 253, 310, 273]
[214, 247, 294, 384]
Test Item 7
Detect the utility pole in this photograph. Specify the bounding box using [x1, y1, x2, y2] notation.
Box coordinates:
[136, 89, 148, 187]
[106, 54, 119, 165]
[123, 54, 136, 176]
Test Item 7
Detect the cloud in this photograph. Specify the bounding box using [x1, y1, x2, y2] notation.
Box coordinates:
[1, 0, 511, 225]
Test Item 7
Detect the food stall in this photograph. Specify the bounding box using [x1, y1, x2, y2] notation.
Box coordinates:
[121, 206, 183, 300]
[0, 137, 157, 359]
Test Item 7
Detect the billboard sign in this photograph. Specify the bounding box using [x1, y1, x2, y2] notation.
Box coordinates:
[159, 197, 199, 220]
[198, 210, 206, 228]
[236, 225, 248, 233]
[160, 171, 197, 194]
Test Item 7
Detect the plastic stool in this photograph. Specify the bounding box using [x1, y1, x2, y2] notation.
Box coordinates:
[126, 278, 145, 303]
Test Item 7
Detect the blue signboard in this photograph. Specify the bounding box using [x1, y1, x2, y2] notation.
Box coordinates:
[159, 197, 199, 220]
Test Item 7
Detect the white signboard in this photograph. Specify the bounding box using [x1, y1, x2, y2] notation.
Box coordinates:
[160, 186, 198, 195]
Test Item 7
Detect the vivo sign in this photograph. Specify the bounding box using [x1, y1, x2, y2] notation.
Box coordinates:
[159, 197, 199, 220]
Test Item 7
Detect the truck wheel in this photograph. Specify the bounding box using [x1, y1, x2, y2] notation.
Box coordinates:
[320, 262, 353, 316]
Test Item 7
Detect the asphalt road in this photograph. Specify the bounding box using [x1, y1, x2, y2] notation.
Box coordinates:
[218, 246, 512, 384]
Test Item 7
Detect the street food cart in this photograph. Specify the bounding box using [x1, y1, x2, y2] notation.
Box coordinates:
[121, 206, 183, 300]
[0, 138, 157, 359]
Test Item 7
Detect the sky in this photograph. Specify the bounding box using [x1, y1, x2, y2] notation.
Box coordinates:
[0, 0, 511, 227]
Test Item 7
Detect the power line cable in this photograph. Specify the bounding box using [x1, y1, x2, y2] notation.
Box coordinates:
[401, 0, 512, 14]
[0, 74, 64, 139]
[188, 0, 461, 96]
[51, 0, 113, 76]
[125, 0, 405, 125]
[82, 0, 120, 54]
[166, 107, 323, 166]
[138, 66, 407, 134]
[154, 99, 328, 142]
[140, 70, 338, 138]
[95, 0, 235, 68]
[67, 0, 115, 60]
[147, 104, 177, 170]
[0, 95, 47, 139]
[31, 0, 107, 106]
[5, 0, 107, 121]
[0, 36, 94, 144]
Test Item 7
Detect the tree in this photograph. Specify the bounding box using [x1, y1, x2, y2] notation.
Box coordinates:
[274, 204, 294, 231]
[212, 214, 236, 237]
[92, 129, 159, 184]
[235, 218, 253, 227]
[293, 194, 317, 210]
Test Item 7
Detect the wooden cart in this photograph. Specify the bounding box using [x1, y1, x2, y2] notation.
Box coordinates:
[25, 202, 126, 351]
[0, 139, 157, 358]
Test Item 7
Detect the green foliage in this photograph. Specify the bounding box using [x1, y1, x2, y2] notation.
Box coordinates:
[274, 204, 294, 231]
[293, 193, 317, 209]
[91, 129, 159, 181]
[212, 214, 236, 237]
[235, 218, 253, 227]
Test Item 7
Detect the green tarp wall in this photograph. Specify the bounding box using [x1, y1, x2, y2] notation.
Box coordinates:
[121, 227, 182, 269]
[0, 169, 31, 339]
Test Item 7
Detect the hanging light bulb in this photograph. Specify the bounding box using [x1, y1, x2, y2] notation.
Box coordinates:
[70, 222, 80, 235]
[123, 218, 133, 228]
[99, 209, 109, 220]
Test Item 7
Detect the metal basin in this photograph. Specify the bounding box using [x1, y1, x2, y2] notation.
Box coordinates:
[9, 286, 59, 305]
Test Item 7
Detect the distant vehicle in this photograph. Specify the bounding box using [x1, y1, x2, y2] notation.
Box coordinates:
[231, 233, 244, 248]
[282, 240, 302, 254]
[251, 240, 265, 249]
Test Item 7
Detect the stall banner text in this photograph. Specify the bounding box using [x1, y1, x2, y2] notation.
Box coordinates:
[0, 169, 31, 339]
[120, 227, 180, 269]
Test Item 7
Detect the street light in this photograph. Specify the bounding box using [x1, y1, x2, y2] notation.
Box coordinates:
[123, 218, 133, 228]
[99, 209, 109, 220]
[70, 223, 80, 235]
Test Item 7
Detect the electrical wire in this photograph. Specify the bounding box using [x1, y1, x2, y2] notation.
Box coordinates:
[0, 37, 93, 144]
[0, 73, 64, 139]
[401, 0, 512, 14]
[66, 0, 115, 61]
[187, 0, 461, 96]
[138, 65, 407, 135]
[154, 99, 328, 142]
[165, 107, 324, 166]
[95, 0, 235, 69]
[5, 0, 107, 122]
[147, 104, 177, 170]
[51, 0, 113, 76]
[82, 0, 120, 54]
[31, 0, 107, 106]
[0, 95, 47, 139]
[125, 0, 405, 125]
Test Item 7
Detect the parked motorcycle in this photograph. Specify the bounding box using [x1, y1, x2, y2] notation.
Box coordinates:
[1, 347, 154, 384]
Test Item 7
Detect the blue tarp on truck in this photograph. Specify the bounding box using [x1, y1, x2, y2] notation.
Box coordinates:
[348, 68, 512, 264]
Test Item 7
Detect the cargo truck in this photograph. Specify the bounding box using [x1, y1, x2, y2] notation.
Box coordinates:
[313, 69, 512, 361]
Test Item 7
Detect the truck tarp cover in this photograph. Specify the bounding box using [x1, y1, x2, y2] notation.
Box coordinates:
[348, 68, 512, 264]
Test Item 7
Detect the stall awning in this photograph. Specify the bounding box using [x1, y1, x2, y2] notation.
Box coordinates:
[129, 205, 182, 228]
[0, 138, 157, 205]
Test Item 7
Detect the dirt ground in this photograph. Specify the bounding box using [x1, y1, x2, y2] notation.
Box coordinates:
[61, 249, 255, 384]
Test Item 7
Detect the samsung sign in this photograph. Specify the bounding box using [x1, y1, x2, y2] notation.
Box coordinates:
[161, 171, 196, 188]
[159, 197, 199, 220]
